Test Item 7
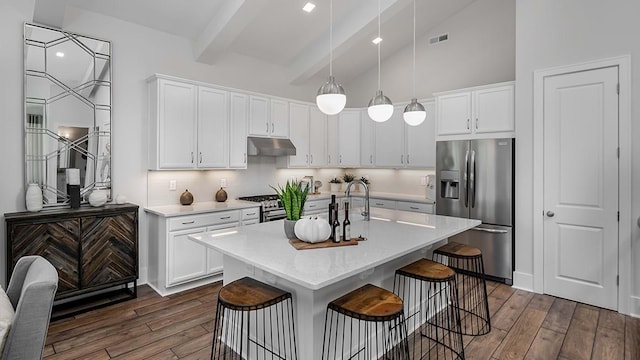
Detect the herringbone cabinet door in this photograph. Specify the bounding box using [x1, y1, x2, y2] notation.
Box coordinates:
[10, 219, 80, 294]
[81, 213, 137, 287]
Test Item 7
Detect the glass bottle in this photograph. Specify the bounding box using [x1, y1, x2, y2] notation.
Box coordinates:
[343, 202, 351, 241]
[332, 203, 341, 243]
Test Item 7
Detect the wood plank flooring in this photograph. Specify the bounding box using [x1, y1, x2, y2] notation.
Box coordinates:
[45, 281, 640, 359]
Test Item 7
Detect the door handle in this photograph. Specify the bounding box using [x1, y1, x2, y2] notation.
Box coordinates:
[199, 152, 202, 163]
[471, 227, 508, 234]
[464, 150, 469, 208]
[407, 154, 410, 164]
[401, 155, 404, 164]
[266, 122, 269, 133]
[271, 122, 275, 133]
[310, 154, 313, 163]
[244, 153, 247, 163]
[191, 152, 194, 163]
[306, 154, 309, 164]
[470, 150, 476, 208]
[370, 154, 373, 164]
[546, 211, 555, 217]
[475, 118, 479, 129]
[467, 119, 470, 130]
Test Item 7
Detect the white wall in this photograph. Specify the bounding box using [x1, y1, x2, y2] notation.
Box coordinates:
[514, 0, 640, 314]
[343, 0, 515, 107]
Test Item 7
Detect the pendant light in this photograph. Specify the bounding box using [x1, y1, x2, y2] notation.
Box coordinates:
[367, 0, 393, 122]
[403, 0, 426, 126]
[316, 0, 346, 115]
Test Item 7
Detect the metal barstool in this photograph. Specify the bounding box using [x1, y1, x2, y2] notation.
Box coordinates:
[322, 284, 410, 360]
[394, 259, 465, 360]
[211, 277, 298, 359]
[433, 242, 491, 336]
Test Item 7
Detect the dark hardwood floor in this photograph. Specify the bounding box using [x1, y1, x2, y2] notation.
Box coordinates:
[45, 281, 640, 359]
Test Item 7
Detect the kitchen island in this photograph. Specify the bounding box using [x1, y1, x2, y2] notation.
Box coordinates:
[189, 209, 480, 359]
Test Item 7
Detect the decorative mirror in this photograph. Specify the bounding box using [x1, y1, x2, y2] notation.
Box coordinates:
[24, 23, 111, 207]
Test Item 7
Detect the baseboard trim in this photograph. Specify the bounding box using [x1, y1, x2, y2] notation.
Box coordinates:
[512, 271, 535, 292]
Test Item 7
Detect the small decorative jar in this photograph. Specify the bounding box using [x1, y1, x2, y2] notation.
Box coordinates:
[215, 187, 228, 202]
[25, 183, 43, 212]
[180, 189, 194, 205]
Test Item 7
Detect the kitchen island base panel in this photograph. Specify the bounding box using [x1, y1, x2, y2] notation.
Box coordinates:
[222, 244, 440, 360]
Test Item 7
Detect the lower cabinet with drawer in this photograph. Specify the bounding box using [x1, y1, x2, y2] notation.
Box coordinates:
[147, 206, 259, 296]
[396, 201, 434, 214]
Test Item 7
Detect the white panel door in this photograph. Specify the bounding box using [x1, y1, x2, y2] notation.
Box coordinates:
[338, 110, 360, 167]
[159, 80, 196, 168]
[197, 87, 228, 168]
[167, 227, 208, 286]
[543, 66, 619, 310]
[473, 85, 514, 134]
[436, 92, 471, 136]
[229, 93, 248, 168]
[326, 115, 339, 166]
[309, 107, 327, 167]
[270, 99, 289, 138]
[248, 95, 269, 136]
[406, 100, 436, 168]
[374, 105, 404, 167]
[288, 103, 310, 167]
[360, 109, 375, 167]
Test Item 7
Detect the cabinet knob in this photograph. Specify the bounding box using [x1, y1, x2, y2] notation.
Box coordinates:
[546, 211, 555, 217]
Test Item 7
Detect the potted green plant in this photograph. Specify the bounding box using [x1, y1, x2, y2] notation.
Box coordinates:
[342, 173, 356, 183]
[359, 176, 370, 186]
[329, 177, 342, 192]
[271, 180, 310, 238]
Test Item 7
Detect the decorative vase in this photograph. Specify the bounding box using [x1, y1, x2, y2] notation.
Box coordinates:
[26, 183, 43, 212]
[330, 183, 341, 193]
[215, 187, 228, 202]
[88, 190, 108, 207]
[180, 189, 194, 205]
[284, 219, 297, 239]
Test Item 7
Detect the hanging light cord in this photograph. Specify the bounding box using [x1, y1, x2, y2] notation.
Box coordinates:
[377, 0, 381, 91]
[329, 0, 333, 76]
[412, 0, 416, 98]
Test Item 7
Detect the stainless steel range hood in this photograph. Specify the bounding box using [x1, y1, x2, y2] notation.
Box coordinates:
[247, 136, 296, 156]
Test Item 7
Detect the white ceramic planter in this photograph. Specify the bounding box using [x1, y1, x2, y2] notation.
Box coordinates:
[330, 183, 341, 192]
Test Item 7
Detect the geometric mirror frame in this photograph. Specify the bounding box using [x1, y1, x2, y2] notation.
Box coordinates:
[24, 23, 111, 207]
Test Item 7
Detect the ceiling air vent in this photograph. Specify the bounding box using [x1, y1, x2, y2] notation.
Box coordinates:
[429, 33, 449, 46]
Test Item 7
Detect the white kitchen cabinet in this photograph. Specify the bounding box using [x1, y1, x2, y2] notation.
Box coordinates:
[405, 100, 436, 168]
[370, 198, 396, 210]
[229, 92, 248, 168]
[197, 87, 229, 168]
[396, 201, 434, 214]
[270, 99, 290, 138]
[360, 108, 375, 167]
[249, 95, 270, 136]
[304, 198, 330, 216]
[337, 110, 361, 167]
[149, 78, 197, 169]
[167, 226, 208, 286]
[288, 102, 310, 167]
[148, 75, 237, 170]
[435, 82, 514, 139]
[375, 105, 405, 167]
[309, 107, 327, 167]
[326, 114, 339, 166]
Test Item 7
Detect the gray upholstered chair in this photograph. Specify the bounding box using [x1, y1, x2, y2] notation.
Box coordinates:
[2, 256, 58, 360]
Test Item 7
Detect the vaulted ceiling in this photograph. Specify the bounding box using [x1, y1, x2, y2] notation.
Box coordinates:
[32, 0, 477, 87]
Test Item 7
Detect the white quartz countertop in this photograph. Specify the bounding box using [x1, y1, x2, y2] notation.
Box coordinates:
[144, 200, 259, 217]
[189, 210, 479, 290]
[306, 191, 435, 204]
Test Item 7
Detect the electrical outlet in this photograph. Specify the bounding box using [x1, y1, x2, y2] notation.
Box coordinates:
[220, 178, 227, 188]
[169, 180, 176, 191]
[420, 176, 427, 186]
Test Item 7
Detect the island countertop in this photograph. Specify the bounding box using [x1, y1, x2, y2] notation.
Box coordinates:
[189, 210, 480, 290]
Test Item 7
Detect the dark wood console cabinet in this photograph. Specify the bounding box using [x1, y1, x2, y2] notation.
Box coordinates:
[5, 204, 139, 316]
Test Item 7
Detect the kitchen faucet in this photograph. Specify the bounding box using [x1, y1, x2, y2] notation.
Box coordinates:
[345, 179, 370, 221]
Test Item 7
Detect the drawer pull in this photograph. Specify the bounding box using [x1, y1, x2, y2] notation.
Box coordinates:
[246, 212, 256, 216]
[219, 216, 232, 220]
[308, 205, 316, 208]
[410, 206, 419, 210]
[181, 220, 195, 225]
[375, 203, 384, 206]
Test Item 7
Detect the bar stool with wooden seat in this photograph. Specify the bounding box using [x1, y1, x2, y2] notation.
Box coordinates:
[432, 242, 491, 336]
[211, 277, 298, 360]
[322, 284, 410, 360]
[394, 259, 465, 360]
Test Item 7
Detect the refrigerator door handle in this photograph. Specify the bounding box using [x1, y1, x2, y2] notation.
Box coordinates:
[471, 227, 508, 234]
[470, 150, 476, 208]
[464, 150, 469, 208]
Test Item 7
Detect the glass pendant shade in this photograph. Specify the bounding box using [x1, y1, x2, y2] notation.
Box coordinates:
[403, 98, 426, 126]
[316, 76, 346, 115]
[367, 90, 393, 122]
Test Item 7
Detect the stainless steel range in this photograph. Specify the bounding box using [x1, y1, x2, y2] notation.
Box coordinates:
[237, 195, 286, 222]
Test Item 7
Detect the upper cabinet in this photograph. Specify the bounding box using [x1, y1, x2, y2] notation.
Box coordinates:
[148, 77, 230, 170]
[337, 110, 361, 167]
[308, 107, 327, 167]
[374, 106, 405, 167]
[248, 96, 289, 138]
[278, 103, 328, 168]
[287, 102, 310, 167]
[435, 82, 514, 140]
[360, 109, 375, 167]
[229, 93, 248, 169]
[405, 100, 436, 168]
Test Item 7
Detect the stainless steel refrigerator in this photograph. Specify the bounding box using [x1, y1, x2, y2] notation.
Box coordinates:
[436, 138, 514, 284]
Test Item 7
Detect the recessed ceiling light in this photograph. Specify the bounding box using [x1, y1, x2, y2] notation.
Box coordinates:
[372, 37, 383, 45]
[56, 52, 64, 58]
[302, 2, 316, 13]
